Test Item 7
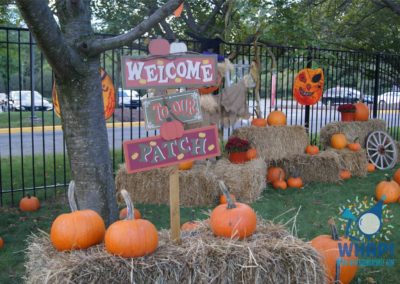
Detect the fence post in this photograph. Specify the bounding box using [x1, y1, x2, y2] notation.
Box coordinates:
[373, 53, 381, 118]
[304, 47, 313, 130]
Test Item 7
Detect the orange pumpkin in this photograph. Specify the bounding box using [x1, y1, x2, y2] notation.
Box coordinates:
[267, 110, 286, 126]
[340, 169, 352, 180]
[50, 181, 106, 251]
[273, 179, 287, 190]
[293, 68, 324, 105]
[305, 145, 319, 155]
[331, 133, 347, 149]
[0, 237, 3, 250]
[311, 218, 358, 284]
[393, 168, 400, 185]
[119, 207, 142, 220]
[148, 38, 170, 55]
[251, 118, 267, 127]
[367, 163, 376, 173]
[220, 193, 236, 204]
[354, 102, 369, 121]
[19, 195, 40, 212]
[375, 175, 400, 204]
[347, 138, 361, 152]
[105, 190, 158, 258]
[287, 176, 303, 188]
[210, 181, 257, 239]
[52, 68, 115, 119]
[246, 148, 257, 160]
[267, 166, 285, 183]
[160, 118, 184, 140]
[179, 161, 194, 170]
[198, 75, 222, 95]
[181, 221, 201, 231]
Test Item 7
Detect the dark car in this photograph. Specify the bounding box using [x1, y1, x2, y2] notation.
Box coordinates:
[117, 88, 142, 109]
[321, 87, 373, 106]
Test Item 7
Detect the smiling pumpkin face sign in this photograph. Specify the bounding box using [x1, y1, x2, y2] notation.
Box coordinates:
[293, 68, 324, 106]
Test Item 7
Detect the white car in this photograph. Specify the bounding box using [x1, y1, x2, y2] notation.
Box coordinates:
[9, 90, 53, 111]
[117, 88, 141, 109]
[377, 92, 400, 106]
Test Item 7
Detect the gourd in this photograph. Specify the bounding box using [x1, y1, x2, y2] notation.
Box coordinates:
[367, 163, 376, 173]
[267, 166, 285, 183]
[267, 110, 286, 126]
[354, 102, 369, 121]
[246, 148, 257, 160]
[375, 175, 400, 204]
[347, 138, 361, 152]
[251, 118, 267, 127]
[305, 144, 319, 155]
[331, 133, 347, 149]
[19, 194, 40, 212]
[178, 161, 193, 170]
[340, 169, 351, 180]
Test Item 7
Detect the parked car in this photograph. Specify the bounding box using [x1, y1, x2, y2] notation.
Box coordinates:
[117, 88, 141, 109]
[8, 91, 53, 111]
[321, 87, 373, 106]
[0, 93, 8, 111]
[377, 92, 400, 107]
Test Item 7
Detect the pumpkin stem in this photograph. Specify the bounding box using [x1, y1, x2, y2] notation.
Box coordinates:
[120, 189, 135, 220]
[328, 218, 340, 241]
[26, 194, 31, 199]
[218, 180, 236, 209]
[67, 181, 78, 212]
[384, 174, 391, 182]
[354, 137, 359, 143]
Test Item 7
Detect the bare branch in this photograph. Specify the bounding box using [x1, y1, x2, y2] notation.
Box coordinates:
[79, 0, 184, 56]
[159, 19, 176, 40]
[199, 0, 226, 34]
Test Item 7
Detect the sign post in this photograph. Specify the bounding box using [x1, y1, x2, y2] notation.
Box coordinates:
[169, 167, 180, 242]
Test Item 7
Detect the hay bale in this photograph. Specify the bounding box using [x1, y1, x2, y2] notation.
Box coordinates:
[328, 149, 368, 177]
[25, 220, 325, 284]
[320, 120, 386, 149]
[213, 158, 266, 203]
[274, 151, 342, 184]
[115, 162, 220, 207]
[231, 126, 308, 160]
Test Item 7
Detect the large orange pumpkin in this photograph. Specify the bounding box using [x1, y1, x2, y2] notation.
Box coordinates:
[293, 68, 324, 106]
[52, 68, 115, 119]
[331, 133, 347, 149]
[210, 181, 257, 239]
[267, 110, 286, 126]
[19, 195, 40, 212]
[105, 190, 158, 258]
[354, 102, 369, 121]
[375, 175, 400, 204]
[311, 218, 358, 284]
[50, 181, 106, 251]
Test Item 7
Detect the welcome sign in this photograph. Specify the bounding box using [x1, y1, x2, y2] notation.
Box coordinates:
[122, 54, 218, 89]
[123, 125, 220, 174]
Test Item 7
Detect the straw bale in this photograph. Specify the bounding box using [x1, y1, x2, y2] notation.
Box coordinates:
[231, 126, 309, 160]
[328, 148, 368, 177]
[115, 162, 220, 207]
[213, 158, 266, 203]
[25, 220, 325, 284]
[320, 120, 386, 149]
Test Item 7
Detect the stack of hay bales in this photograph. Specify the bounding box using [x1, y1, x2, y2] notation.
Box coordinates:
[25, 220, 326, 284]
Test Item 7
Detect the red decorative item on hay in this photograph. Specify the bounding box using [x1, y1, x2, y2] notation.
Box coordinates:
[225, 137, 251, 164]
[337, 104, 356, 122]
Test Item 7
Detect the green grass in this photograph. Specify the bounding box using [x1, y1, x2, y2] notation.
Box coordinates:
[1, 168, 400, 283]
[0, 111, 61, 128]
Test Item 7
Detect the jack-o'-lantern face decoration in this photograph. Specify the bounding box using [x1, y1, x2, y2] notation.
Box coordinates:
[293, 68, 324, 106]
[52, 68, 115, 119]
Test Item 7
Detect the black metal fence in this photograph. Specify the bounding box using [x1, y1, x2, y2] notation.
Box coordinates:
[1, 26, 400, 206]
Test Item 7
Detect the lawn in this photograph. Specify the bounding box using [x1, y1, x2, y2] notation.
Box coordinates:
[0, 167, 399, 283]
[0, 111, 61, 128]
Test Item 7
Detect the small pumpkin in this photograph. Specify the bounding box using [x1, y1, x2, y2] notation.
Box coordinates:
[273, 179, 287, 190]
[340, 169, 351, 180]
[305, 144, 319, 155]
[220, 193, 236, 204]
[0, 237, 3, 250]
[50, 181, 106, 251]
[148, 37, 170, 56]
[19, 195, 40, 212]
[287, 176, 303, 188]
[375, 175, 400, 204]
[119, 207, 142, 220]
[251, 118, 267, 127]
[181, 221, 201, 231]
[293, 68, 324, 106]
[267, 166, 285, 183]
[347, 137, 361, 152]
[331, 133, 347, 149]
[160, 118, 184, 141]
[210, 181, 257, 239]
[267, 110, 286, 126]
[393, 168, 400, 185]
[354, 102, 369, 121]
[367, 163, 376, 173]
[178, 161, 193, 170]
[105, 190, 158, 258]
[310, 218, 358, 284]
[246, 148, 257, 160]
[170, 40, 187, 54]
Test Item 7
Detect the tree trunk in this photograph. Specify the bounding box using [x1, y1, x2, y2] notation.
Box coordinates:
[56, 58, 118, 225]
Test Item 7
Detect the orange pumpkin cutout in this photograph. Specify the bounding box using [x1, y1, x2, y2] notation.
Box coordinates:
[293, 68, 324, 106]
[52, 68, 115, 119]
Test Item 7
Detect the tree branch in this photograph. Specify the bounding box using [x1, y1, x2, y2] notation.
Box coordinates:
[380, 0, 400, 16]
[159, 19, 176, 40]
[15, 0, 79, 78]
[199, 0, 226, 34]
[79, 0, 184, 56]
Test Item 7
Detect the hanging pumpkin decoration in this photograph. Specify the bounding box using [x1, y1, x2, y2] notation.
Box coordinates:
[148, 38, 170, 56]
[105, 190, 159, 258]
[246, 148, 257, 160]
[267, 110, 286, 126]
[331, 133, 347, 149]
[367, 163, 376, 173]
[293, 68, 324, 106]
[178, 161, 193, 170]
[311, 218, 358, 284]
[375, 175, 400, 204]
[19, 195, 40, 212]
[210, 181, 257, 239]
[52, 68, 115, 119]
[340, 169, 352, 180]
[119, 207, 142, 220]
[305, 144, 319, 155]
[50, 181, 106, 251]
[251, 118, 267, 127]
[267, 166, 285, 183]
[347, 137, 361, 152]
[160, 118, 184, 140]
[354, 102, 369, 121]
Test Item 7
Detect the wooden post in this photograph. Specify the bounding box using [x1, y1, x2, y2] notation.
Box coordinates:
[169, 167, 181, 243]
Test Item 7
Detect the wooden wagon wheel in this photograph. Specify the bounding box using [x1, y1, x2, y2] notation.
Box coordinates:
[366, 131, 398, 170]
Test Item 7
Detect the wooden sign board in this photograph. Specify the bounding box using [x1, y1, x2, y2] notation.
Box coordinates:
[123, 125, 220, 174]
[121, 54, 218, 89]
[142, 90, 202, 130]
